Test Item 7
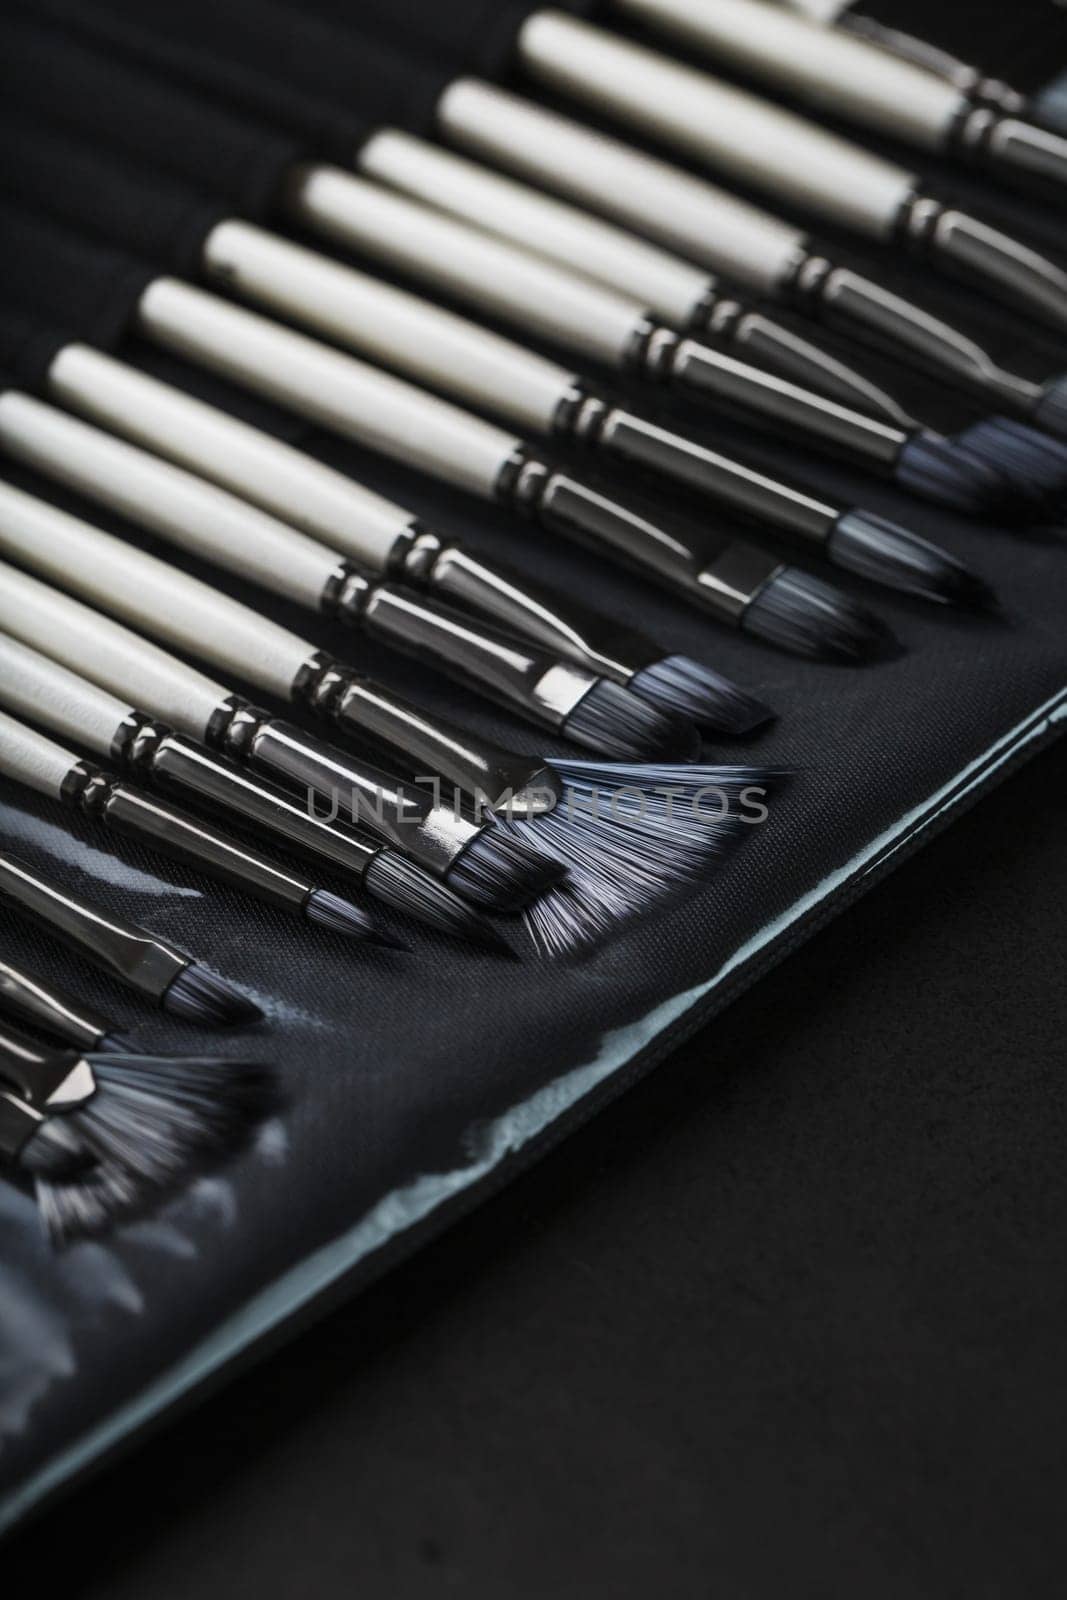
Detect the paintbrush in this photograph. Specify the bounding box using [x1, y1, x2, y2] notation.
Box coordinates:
[0, 392, 696, 759]
[0, 1014, 273, 1244]
[0, 496, 778, 957]
[0, 710, 389, 948]
[0, 119, 1018, 553]
[0, 848, 259, 1027]
[608, 0, 1067, 195]
[11, 0, 1065, 437]
[0, 213, 891, 663]
[0, 958, 136, 1054]
[435, 82, 1067, 441]
[767, 0, 1067, 139]
[43, 344, 772, 735]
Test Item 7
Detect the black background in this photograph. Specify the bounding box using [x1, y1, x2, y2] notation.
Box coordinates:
[2, 0, 1067, 1591]
[3, 734, 1064, 1598]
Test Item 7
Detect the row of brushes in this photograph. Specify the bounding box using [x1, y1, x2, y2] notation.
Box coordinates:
[11, 0, 1067, 432]
[0, 860, 276, 1243]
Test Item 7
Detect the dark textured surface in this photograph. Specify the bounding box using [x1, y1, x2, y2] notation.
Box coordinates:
[3, 736, 1066, 1598]
[0, 0, 1066, 1574]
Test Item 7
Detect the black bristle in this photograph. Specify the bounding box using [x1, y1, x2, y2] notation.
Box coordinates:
[629, 656, 774, 735]
[363, 849, 511, 951]
[742, 567, 896, 662]
[1030, 378, 1067, 444]
[828, 511, 997, 611]
[163, 964, 263, 1028]
[304, 886, 384, 943]
[958, 418, 1067, 509]
[21, 1051, 276, 1245]
[563, 679, 700, 761]
[446, 827, 565, 914]
[508, 760, 779, 959]
[97, 1032, 138, 1055]
[896, 430, 1018, 517]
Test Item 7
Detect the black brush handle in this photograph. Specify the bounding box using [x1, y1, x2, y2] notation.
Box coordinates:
[0, 960, 116, 1053]
[0, 850, 190, 1001]
[0, 1017, 94, 1111]
[63, 765, 316, 917]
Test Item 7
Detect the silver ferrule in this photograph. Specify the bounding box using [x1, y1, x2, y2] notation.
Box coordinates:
[950, 107, 1067, 193]
[695, 549, 787, 623]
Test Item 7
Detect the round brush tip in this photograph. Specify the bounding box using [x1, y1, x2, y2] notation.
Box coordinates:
[163, 964, 263, 1029]
[630, 655, 775, 736]
[829, 510, 999, 613]
[563, 678, 699, 760]
[897, 431, 1018, 518]
[305, 887, 380, 943]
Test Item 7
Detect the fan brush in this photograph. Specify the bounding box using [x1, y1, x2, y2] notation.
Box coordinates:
[0, 1018, 274, 1245]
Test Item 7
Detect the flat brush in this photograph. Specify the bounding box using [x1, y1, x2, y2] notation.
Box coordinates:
[436, 82, 1067, 438]
[0, 633, 419, 955]
[0, 393, 694, 760]
[129, 280, 891, 661]
[0, 848, 259, 1028]
[46, 345, 772, 735]
[770, 0, 1067, 139]
[0, 1016, 273, 1244]
[0, 497, 778, 956]
[612, 0, 1067, 196]
[0, 211, 889, 664]
[0, 958, 135, 1054]
[508, 12, 1067, 334]
[0, 711, 381, 948]
[0, 525, 554, 930]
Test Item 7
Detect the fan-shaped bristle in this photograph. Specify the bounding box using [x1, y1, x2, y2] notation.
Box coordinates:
[508, 760, 779, 959]
[958, 418, 1067, 509]
[446, 827, 565, 914]
[630, 656, 774, 734]
[1031, 377, 1067, 444]
[305, 887, 387, 944]
[896, 430, 1017, 517]
[563, 679, 699, 760]
[742, 568, 895, 661]
[36, 1164, 145, 1247]
[363, 849, 512, 951]
[163, 964, 263, 1028]
[828, 511, 997, 611]
[24, 1051, 276, 1244]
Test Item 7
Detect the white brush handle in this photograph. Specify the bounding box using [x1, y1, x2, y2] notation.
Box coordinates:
[201, 217, 575, 436]
[437, 80, 803, 293]
[49, 345, 414, 574]
[0, 552, 227, 739]
[285, 166, 642, 371]
[517, 11, 917, 240]
[0, 391, 339, 611]
[135, 278, 519, 501]
[0, 632, 128, 757]
[0, 483, 312, 703]
[359, 129, 710, 330]
[611, 0, 962, 148]
[0, 709, 77, 803]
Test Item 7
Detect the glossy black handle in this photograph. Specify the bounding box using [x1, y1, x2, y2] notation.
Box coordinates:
[0, 959, 114, 1052]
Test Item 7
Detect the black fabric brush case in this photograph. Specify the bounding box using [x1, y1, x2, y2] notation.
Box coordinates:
[1, 0, 1067, 1537]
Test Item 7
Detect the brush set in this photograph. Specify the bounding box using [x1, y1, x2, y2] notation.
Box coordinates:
[0, 0, 1062, 1265]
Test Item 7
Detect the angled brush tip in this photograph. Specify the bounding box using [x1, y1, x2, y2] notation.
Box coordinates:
[305, 887, 384, 943]
[742, 566, 896, 662]
[828, 510, 997, 612]
[446, 826, 565, 914]
[163, 963, 263, 1029]
[630, 655, 775, 735]
[563, 678, 700, 761]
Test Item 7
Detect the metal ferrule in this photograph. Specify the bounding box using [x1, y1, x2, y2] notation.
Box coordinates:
[322, 560, 598, 733]
[948, 107, 1067, 192]
[894, 193, 1067, 331]
[495, 447, 788, 622]
[62, 759, 315, 918]
[0, 1020, 97, 1162]
[0, 959, 116, 1054]
[785, 251, 1041, 415]
[396, 525, 660, 684]
[0, 844, 190, 1000]
[662, 336, 908, 476]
